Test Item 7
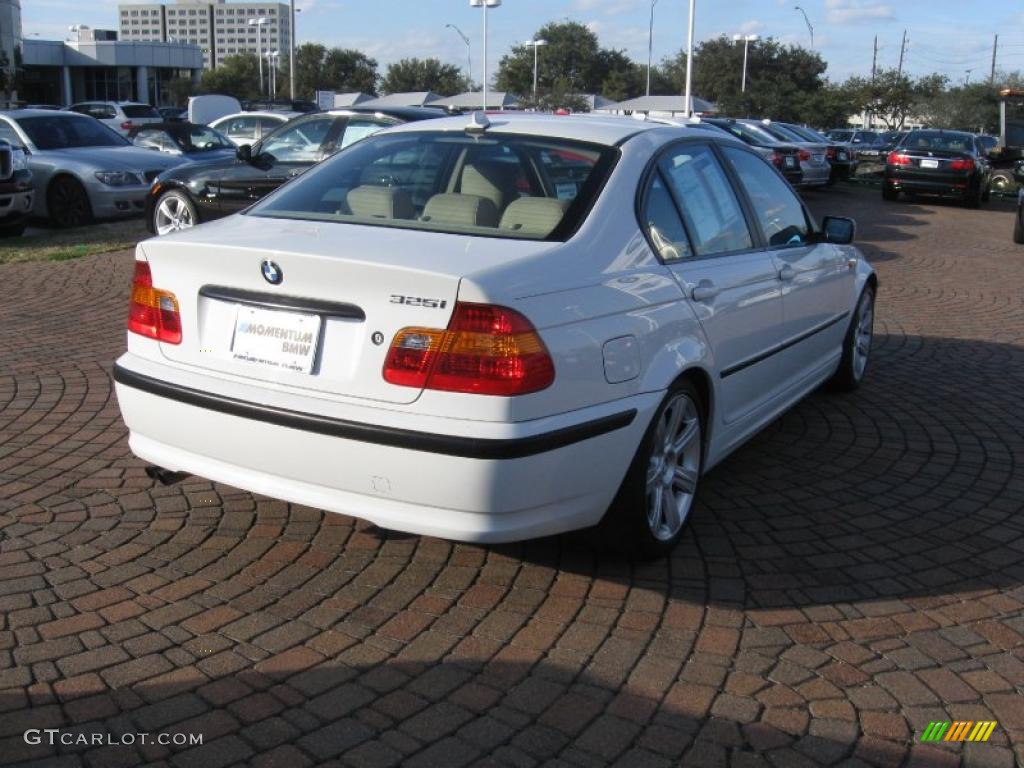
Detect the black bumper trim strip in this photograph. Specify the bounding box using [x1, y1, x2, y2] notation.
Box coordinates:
[113, 364, 636, 460]
[721, 311, 849, 379]
[199, 285, 366, 320]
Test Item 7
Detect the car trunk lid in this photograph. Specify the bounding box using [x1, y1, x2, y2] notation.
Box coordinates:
[141, 215, 552, 405]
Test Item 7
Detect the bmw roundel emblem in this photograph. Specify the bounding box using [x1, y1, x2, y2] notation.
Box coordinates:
[261, 259, 283, 285]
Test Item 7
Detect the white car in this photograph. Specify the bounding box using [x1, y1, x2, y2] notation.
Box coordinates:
[208, 111, 299, 148]
[113, 113, 876, 557]
[67, 101, 162, 137]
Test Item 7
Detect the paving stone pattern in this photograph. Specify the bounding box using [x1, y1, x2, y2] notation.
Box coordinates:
[1, 185, 1023, 767]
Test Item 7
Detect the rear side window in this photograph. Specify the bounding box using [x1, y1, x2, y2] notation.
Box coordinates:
[722, 146, 810, 247]
[122, 105, 160, 119]
[91, 105, 117, 120]
[642, 174, 692, 261]
[657, 144, 752, 256]
[252, 131, 616, 241]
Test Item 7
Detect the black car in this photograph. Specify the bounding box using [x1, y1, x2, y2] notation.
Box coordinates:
[129, 122, 237, 161]
[883, 129, 993, 207]
[157, 107, 187, 122]
[701, 118, 804, 186]
[857, 130, 907, 164]
[145, 107, 441, 236]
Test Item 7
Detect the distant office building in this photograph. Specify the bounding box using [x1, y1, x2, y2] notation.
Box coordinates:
[118, 0, 290, 71]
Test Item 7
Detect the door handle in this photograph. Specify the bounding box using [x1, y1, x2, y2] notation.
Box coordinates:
[778, 265, 796, 282]
[691, 279, 719, 302]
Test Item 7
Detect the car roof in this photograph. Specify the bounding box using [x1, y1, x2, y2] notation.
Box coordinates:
[2, 109, 92, 119]
[343, 105, 447, 121]
[212, 111, 298, 121]
[131, 122, 214, 133]
[382, 112, 668, 146]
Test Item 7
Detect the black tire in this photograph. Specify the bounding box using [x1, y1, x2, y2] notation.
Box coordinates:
[882, 186, 899, 201]
[0, 220, 27, 238]
[600, 380, 705, 560]
[829, 285, 875, 392]
[47, 176, 92, 229]
[1013, 207, 1024, 244]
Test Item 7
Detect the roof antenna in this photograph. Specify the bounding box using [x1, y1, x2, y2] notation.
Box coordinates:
[466, 111, 491, 134]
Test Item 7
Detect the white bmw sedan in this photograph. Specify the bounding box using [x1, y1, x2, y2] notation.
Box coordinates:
[114, 113, 876, 558]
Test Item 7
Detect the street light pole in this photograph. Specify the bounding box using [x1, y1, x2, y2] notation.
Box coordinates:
[794, 5, 814, 49]
[683, 0, 695, 117]
[525, 39, 547, 102]
[646, 0, 658, 97]
[289, 0, 296, 100]
[733, 34, 757, 93]
[248, 17, 269, 96]
[446, 23, 472, 84]
[470, 0, 500, 111]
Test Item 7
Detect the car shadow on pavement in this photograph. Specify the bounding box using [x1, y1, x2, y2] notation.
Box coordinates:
[0, 646, 1016, 767]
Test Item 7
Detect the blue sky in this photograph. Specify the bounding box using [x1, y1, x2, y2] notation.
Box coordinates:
[23, 0, 1024, 86]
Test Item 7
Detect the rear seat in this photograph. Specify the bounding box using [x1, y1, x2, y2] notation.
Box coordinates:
[345, 185, 415, 220]
[421, 193, 499, 228]
[499, 198, 568, 237]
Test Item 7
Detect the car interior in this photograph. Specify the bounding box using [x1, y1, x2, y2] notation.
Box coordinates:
[258, 136, 599, 240]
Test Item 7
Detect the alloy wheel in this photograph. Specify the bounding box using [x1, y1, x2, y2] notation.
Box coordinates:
[645, 393, 702, 541]
[155, 194, 195, 235]
[853, 290, 875, 380]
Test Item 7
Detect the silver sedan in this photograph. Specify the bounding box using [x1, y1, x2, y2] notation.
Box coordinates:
[0, 110, 188, 228]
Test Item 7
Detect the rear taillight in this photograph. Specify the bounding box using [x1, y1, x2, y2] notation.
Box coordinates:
[121, 120, 133, 131]
[949, 157, 975, 171]
[127, 260, 182, 344]
[887, 152, 911, 166]
[771, 152, 783, 168]
[826, 147, 837, 160]
[383, 302, 554, 396]
[798, 149, 811, 162]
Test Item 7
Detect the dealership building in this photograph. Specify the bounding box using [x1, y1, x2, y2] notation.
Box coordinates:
[21, 35, 203, 107]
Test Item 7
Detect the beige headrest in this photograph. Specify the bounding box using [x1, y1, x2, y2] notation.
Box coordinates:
[499, 197, 569, 237]
[460, 163, 519, 212]
[422, 193, 499, 228]
[346, 185, 414, 220]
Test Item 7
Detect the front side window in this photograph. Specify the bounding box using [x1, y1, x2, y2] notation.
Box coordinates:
[222, 116, 258, 138]
[252, 131, 616, 241]
[337, 118, 394, 150]
[133, 129, 175, 152]
[16, 116, 128, 150]
[723, 146, 810, 247]
[259, 116, 335, 162]
[657, 144, 752, 256]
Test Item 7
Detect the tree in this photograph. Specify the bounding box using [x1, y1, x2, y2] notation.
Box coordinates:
[201, 53, 261, 101]
[660, 36, 830, 122]
[380, 58, 467, 95]
[167, 76, 196, 107]
[279, 43, 378, 100]
[841, 68, 924, 129]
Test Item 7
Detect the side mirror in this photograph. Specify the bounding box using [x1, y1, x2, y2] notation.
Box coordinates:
[236, 144, 253, 163]
[822, 216, 856, 245]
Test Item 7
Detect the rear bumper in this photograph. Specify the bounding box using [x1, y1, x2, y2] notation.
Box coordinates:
[113, 356, 658, 542]
[885, 172, 974, 197]
[0, 170, 33, 226]
[797, 165, 831, 187]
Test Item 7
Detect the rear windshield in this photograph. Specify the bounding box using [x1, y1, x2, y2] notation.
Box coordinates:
[759, 123, 806, 143]
[788, 125, 829, 143]
[902, 131, 975, 151]
[719, 121, 782, 145]
[16, 115, 128, 149]
[827, 130, 853, 142]
[251, 131, 617, 241]
[122, 104, 160, 119]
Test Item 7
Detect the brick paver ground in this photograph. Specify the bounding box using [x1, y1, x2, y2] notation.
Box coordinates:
[1, 184, 1023, 767]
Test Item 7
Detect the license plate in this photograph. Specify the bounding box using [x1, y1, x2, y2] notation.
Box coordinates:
[785, 157, 797, 168]
[920, 159, 939, 169]
[838, 152, 848, 160]
[231, 306, 321, 374]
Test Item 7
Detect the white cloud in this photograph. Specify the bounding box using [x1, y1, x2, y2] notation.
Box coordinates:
[573, 0, 643, 16]
[738, 19, 765, 36]
[825, 0, 894, 24]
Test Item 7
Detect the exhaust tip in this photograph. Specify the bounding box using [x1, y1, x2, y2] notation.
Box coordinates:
[145, 465, 190, 486]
